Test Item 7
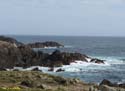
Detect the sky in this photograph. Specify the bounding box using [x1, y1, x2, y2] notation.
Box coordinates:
[0, 0, 125, 36]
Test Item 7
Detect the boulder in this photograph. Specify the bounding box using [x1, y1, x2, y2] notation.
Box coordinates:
[100, 79, 118, 87]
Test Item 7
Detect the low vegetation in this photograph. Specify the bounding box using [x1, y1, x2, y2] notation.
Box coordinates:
[0, 71, 92, 91]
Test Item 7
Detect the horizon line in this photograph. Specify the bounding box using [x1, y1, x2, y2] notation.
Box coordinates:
[1, 34, 125, 38]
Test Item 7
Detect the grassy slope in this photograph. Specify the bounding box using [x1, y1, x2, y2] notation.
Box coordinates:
[0, 71, 94, 91]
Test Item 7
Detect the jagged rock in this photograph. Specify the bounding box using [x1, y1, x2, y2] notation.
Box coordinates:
[100, 79, 117, 87]
[56, 68, 65, 72]
[27, 41, 64, 48]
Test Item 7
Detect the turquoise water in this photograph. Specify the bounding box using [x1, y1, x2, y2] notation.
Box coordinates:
[12, 35, 125, 83]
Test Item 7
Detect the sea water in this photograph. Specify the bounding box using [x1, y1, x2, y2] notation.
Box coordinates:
[11, 35, 125, 83]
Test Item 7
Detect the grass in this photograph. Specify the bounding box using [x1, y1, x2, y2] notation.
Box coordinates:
[0, 71, 91, 91]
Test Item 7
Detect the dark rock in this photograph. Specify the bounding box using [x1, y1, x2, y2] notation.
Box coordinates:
[119, 83, 125, 88]
[0, 36, 23, 46]
[43, 50, 88, 67]
[0, 68, 7, 71]
[27, 41, 64, 48]
[0, 36, 106, 69]
[13, 69, 20, 71]
[100, 79, 113, 86]
[90, 58, 105, 64]
[100, 79, 118, 87]
[56, 68, 65, 72]
[32, 67, 41, 72]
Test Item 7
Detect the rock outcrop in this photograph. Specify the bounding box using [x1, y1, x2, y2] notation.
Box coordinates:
[0, 36, 105, 69]
[0, 41, 21, 68]
[42, 50, 89, 67]
[27, 41, 64, 48]
[0, 36, 23, 46]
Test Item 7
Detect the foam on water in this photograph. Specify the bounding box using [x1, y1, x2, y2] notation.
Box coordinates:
[13, 59, 111, 73]
[59, 60, 110, 72]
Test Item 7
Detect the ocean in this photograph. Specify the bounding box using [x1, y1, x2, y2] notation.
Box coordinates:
[10, 35, 125, 84]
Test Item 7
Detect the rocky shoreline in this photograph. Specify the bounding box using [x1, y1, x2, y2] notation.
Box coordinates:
[0, 36, 105, 69]
[0, 36, 125, 91]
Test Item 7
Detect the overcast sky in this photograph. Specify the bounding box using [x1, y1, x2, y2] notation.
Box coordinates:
[0, 0, 125, 36]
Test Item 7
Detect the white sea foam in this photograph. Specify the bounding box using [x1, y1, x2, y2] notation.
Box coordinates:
[13, 59, 111, 73]
[44, 47, 58, 49]
[33, 45, 72, 50]
[59, 60, 111, 72]
[13, 56, 124, 73]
